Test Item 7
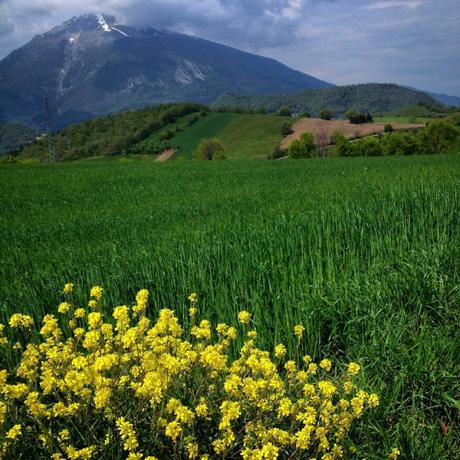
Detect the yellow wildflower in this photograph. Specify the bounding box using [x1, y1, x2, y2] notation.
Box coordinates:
[389, 448, 401, 459]
[294, 324, 305, 339]
[347, 362, 361, 376]
[63, 283, 74, 294]
[90, 285, 103, 301]
[9, 313, 34, 329]
[6, 424, 22, 440]
[165, 421, 182, 441]
[238, 310, 251, 324]
[368, 393, 380, 408]
[274, 344, 287, 359]
[58, 302, 71, 314]
[320, 359, 332, 372]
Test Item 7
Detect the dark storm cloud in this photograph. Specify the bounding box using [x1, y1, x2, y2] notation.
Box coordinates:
[0, 0, 459, 95]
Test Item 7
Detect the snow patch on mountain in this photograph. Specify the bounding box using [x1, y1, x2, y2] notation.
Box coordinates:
[97, 14, 111, 32]
[112, 27, 130, 37]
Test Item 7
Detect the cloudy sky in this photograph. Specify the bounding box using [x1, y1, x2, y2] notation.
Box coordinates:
[1, 0, 459, 96]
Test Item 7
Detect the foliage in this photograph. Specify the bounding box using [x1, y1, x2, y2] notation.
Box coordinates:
[0, 157, 459, 457]
[20, 103, 208, 161]
[193, 138, 226, 160]
[384, 124, 394, 133]
[278, 107, 292, 117]
[319, 109, 332, 121]
[0, 286, 379, 458]
[288, 133, 316, 158]
[331, 121, 459, 157]
[267, 145, 286, 160]
[281, 122, 293, 136]
[345, 111, 368, 124]
[423, 119, 459, 154]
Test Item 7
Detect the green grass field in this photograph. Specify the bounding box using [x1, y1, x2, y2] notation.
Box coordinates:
[171, 112, 289, 159]
[0, 155, 459, 458]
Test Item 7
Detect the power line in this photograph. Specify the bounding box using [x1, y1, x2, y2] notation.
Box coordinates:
[43, 96, 58, 162]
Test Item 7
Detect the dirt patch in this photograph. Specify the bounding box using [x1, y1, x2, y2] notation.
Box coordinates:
[280, 118, 425, 150]
[155, 149, 175, 162]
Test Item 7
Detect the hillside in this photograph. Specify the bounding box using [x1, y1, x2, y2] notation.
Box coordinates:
[428, 92, 460, 107]
[0, 123, 37, 155]
[19, 103, 207, 161]
[168, 113, 290, 159]
[0, 14, 333, 129]
[18, 103, 289, 161]
[213, 83, 441, 117]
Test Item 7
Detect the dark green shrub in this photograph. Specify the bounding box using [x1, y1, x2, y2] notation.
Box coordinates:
[320, 109, 332, 120]
[281, 122, 294, 136]
[346, 110, 367, 124]
[384, 124, 394, 133]
[268, 145, 286, 159]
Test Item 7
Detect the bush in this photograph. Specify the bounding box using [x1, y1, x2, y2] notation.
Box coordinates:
[319, 108, 332, 120]
[384, 124, 394, 133]
[278, 107, 292, 117]
[0, 286, 379, 459]
[193, 138, 226, 160]
[288, 132, 316, 159]
[424, 119, 459, 154]
[159, 130, 175, 142]
[381, 132, 419, 156]
[356, 137, 383, 157]
[300, 112, 311, 118]
[330, 130, 345, 146]
[281, 122, 293, 136]
[345, 111, 368, 125]
[268, 145, 286, 160]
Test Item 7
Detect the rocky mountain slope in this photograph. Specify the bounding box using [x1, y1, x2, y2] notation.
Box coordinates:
[0, 14, 333, 129]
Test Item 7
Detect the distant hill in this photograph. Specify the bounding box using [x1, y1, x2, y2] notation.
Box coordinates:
[213, 83, 442, 117]
[0, 123, 37, 155]
[428, 92, 460, 107]
[0, 14, 333, 129]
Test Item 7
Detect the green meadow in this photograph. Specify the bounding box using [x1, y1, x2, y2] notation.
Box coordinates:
[0, 155, 459, 458]
[170, 113, 290, 159]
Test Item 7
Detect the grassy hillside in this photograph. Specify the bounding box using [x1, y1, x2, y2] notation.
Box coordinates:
[0, 156, 459, 457]
[213, 83, 442, 117]
[172, 112, 238, 158]
[171, 113, 290, 159]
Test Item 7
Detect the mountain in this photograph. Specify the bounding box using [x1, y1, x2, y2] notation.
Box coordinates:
[0, 14, 333, 129]
[212, 83, 442, 116]
[428, 92, 460, 107]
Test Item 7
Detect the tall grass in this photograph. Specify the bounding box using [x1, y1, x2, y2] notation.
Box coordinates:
[0, 155, 459, 458]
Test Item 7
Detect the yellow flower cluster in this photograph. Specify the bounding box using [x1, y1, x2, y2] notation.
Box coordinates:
[0, 285, 379, 459]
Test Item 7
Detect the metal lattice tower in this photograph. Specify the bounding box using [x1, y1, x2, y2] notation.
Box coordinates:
[43, 96, 58, 162]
